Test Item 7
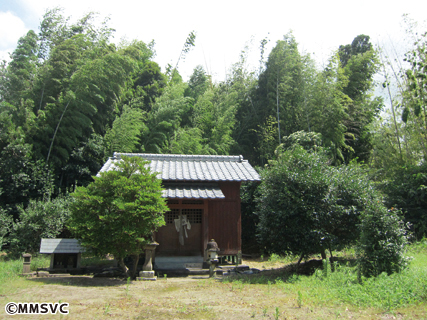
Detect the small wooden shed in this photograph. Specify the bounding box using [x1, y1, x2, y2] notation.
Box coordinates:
[99, 153, 261, 267]
[40, 238, 85, 269]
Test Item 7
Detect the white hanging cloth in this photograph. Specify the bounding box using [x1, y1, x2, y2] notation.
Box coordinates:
[174, 213, 191, 246]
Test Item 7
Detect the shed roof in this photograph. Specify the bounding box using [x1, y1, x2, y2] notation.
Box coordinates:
[163, 183, 225, 199]
[98, 153, 261, 182]
[40, 238, 85, 254]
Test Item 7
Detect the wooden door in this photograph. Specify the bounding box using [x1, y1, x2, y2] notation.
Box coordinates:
[156, 208, 202, 256]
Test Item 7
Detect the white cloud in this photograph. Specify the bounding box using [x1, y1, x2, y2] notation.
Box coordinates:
[0, 11, 28, 61]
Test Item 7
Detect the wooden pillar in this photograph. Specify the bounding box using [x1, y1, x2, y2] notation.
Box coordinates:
[76, 253, 81, 268]
[237, 181, 242, 251]
[203, 200, 209, 261]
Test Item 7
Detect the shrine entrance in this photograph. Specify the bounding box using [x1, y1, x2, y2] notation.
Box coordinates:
[156, 200, 207, 256]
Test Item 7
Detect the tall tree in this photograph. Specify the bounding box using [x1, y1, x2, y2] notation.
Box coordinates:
[257, 33, 306, 140]
[306, 53, 351, 163]
[69, 156, 168, 278]
[252, 33, 312, 164]
[0, 144, 54, 220]
[140, 82, 192, 153]
[1, 30, 38, 106]
[105, 105, 145, 155]
[191, 85, 237, 154]
[173, 31, 196, 76]
[184, 65, 210, 101]
[338, 35, 381, 162]
[132, 60, 167, 112]
[30, 38, 148, 170]
[402, 29, 427, 160]
[228, 48, 259, 163]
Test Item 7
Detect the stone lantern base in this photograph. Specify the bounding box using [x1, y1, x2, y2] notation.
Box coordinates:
[137, 270, 157, 281]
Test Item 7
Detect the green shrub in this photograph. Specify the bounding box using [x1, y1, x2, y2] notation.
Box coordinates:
[255, 146, 333, 257]
[30, 255, 50, 271]
[382, 164, 427, 240]
[7, 195, 73, 258]
[256, 145, 410, 277]
[357, 205, 410, 277]
[0, 207, 13, 250]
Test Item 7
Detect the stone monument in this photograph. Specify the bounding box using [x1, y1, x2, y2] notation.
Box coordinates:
[138, 242, 159, 281]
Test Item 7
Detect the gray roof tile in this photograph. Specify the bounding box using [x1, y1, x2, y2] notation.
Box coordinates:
[40, 239, 85, 254]
[163, 183, 225, 199]
[98, 153, 261, 182]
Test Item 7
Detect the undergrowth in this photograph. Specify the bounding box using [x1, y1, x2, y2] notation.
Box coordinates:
[0, 256, 21, 285]
[0, 254, 50, 295]
[79, 255, 117, 267]
[1, 240, 426, 313]
[229, 240, 427, 311]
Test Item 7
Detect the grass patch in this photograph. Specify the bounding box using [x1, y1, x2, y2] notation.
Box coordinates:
[79, 253, 117, 267]
[0, 256, 21, 284]
[264, 253, 298, 265]
[293, 261, 427, 310]
[228, 241, 427, 313]
[1, 241, 426, 318]
[30, 254, 50, 270]
[0, 254, 49, 295]
[135, 307, 216, 320]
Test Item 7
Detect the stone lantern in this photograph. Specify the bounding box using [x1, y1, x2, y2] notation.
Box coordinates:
[139, 241, 159, 281]
[22, 253, 32, 274]
[206, 239, 220, 277]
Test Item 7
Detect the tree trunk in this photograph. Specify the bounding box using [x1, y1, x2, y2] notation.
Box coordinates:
[329, 246, 334, 272]
[130, 254, 140, 279]
[118, 258, 130, 278]
[276, 75, 281, 145]
[320, 248, 326, 260]
[296, 253, 304, 274]
[46, 99, 72, 164]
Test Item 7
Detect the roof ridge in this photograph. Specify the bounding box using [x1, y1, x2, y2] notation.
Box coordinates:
[101, 153, 261, 182]
[113, 153, 244, 162]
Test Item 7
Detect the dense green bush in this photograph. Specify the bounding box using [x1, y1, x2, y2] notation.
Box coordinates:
[0, 207, 13, 250]
[358, 203, 410, 277]
[256, 146, 371, 257]
[256, 146, 330, 257]
[382, 163, 427, 240]
[256, 145, 410, 276]
[7, 195, 73, 257]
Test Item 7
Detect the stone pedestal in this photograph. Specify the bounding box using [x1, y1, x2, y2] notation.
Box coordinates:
[137, 270, 157, 281]
[209, 259, 219, 278]
[138, 242, 158, 281]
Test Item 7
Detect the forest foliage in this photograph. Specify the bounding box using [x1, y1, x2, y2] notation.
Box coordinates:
[1, 9, 426, 276]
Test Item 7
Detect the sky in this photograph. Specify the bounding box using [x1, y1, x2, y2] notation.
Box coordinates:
[1, 0, 426, 82]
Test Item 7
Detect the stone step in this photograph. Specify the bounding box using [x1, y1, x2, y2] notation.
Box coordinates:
[154, 265, 250, 278]
[154, 256, 204, 270]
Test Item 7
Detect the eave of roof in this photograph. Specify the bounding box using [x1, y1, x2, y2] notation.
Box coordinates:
[162, 183, 225, 199]
[98, 153, 261, 182]
[40, 238, 85, 254]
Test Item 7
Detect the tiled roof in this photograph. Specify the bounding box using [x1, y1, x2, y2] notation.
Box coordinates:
[162, 183, 225, 199]
[40, 239, 85, 254]
[98, 153, 261, 182]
